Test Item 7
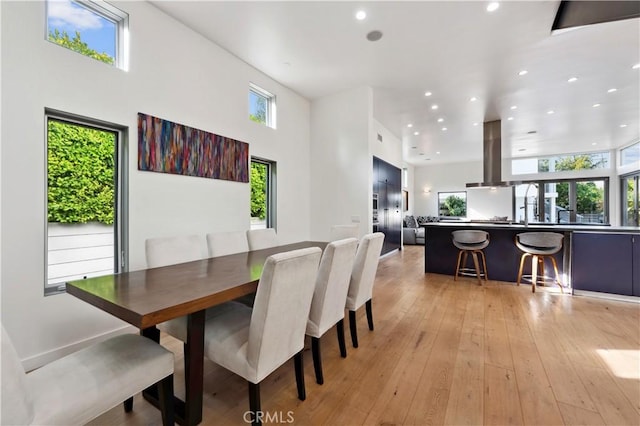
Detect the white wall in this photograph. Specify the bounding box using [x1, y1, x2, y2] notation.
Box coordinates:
[310, 87, 372, 240]
[1, 1, 311, 369]
[402, 162, 415, 217]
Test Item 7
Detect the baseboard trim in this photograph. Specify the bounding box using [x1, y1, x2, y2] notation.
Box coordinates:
[572, 290, 640, 304]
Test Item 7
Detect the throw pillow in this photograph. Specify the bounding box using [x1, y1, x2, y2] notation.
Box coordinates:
[405, 215, 418, 228]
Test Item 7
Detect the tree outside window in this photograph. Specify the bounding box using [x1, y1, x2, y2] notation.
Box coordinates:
[438, 192, 467, 217]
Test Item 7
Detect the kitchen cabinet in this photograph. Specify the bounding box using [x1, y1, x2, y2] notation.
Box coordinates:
[373, 157, 401, 255]
[572, 232, 639, 296]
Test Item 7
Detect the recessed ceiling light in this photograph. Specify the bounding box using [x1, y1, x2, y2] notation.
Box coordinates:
[436, 151, 441, 154]
[510, 105, 517, 110]
[547, 110, 555, 114]
[633, 63, 640, 69]
[507, 117, 514, 120]
[591, 142, 597, 146]
[431, 104, 438, 110]
[414, 131, 419, 135]
[442, 127, 447, 131]
[620, 124, 628, 128]
[592, 103, 601, 108]
[437, 118, 444, 122]
[518, 70, 528, 76]
[607, 88, 617, 93]
[424, 91, 432, 97]
[473, 122, 479, 126]
[470, 97, 477, 102]
[568, 77, 578, 83]
[355, 10, 366, 20]
[486, 2, 500, 12]
[407, 123, 413, 128]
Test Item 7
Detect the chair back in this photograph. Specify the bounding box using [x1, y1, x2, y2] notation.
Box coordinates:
[206, 231, 249, 257]
[1, 326, 34, 425]
[346, 232, 385, 311]
[247, 247, 321, 380]
[517, 232, 563, 250]
[329, 224, 359, 241]
[452, 230, 490, 250]
[246, 228, 278, 251]
[145, 235, 204, 268]
[307, 238, 358, 337]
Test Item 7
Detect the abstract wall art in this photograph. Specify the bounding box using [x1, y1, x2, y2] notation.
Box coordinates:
[137, 113, 249, 183]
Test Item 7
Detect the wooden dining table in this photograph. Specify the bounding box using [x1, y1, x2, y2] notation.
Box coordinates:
[66, 241, 328, 426]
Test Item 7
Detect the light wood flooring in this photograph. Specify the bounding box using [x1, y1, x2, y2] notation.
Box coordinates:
[92, 245, 640, 425]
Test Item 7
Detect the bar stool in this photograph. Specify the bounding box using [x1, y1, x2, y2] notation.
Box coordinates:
[515, 232, 564, 293]
[452, 230, 490, 285]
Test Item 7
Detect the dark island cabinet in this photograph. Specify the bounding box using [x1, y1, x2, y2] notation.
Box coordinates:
[572, 233, 639, 296]
[373, 156, 401, 255]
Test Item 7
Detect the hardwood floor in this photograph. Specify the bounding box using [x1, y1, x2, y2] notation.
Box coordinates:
[91, 246, 640, 425]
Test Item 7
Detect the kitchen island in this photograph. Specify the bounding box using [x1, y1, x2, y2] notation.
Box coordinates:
[423, 222, 640, 296]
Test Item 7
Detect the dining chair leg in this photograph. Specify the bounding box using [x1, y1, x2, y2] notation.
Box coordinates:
[248, 382, 261, 426]
[157, 374, 175, 426]
[336, 319, 347, 358]
[294, 351, 306, 401]
[311, 337, 324, 385]
[349, 310, 358, 348]
[123, 397, 133, 412]
[366, 299, 374, 331]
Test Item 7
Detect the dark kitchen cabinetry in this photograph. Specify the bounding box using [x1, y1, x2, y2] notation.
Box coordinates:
[373, 157, 401, 255]
[572, 232, 640, 296]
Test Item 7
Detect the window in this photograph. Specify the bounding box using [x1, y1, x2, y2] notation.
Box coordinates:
[620, 142, 640, 167]
[438, 191, 467, 218]
[249, 83, 276, 128]
[514, 178, 609, 224]
[46, 111, 127, 294]
[512, 151, 610, 175]
[621, 173, 639, 227]
[250, 158, 276, 230]
[46, 0, 129, 69]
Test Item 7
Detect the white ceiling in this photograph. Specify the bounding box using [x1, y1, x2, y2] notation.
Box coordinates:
[150, 1, 640, 166]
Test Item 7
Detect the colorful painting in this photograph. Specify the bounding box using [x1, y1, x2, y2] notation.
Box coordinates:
[137, 113, 249, 183]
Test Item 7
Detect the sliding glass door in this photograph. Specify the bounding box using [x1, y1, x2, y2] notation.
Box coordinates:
[622, 173, 639, 227]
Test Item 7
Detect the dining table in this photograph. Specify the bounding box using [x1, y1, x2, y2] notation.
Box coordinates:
[66, 240, 328, 426]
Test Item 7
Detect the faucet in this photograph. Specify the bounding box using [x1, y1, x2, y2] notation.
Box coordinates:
[522, 183, 537, 227]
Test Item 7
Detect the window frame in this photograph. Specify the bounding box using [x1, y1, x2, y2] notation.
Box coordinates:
[249, 83, 276, 128]
[513, 177, 610, 225]
[250, 157, 277, 230]
[511, 150, 611, 176]
[620, 142, 640, 167]
[45, 0, 129, 70]
[44, 109, 128, 295]
[437, 191, 467, 218]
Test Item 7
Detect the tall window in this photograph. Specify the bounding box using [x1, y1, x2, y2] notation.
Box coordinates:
[250, 158, 276, 230]
[46, 112, 126, 294]
[438, 191, 467, 218]
[249, 83, 276, 128]
[622, 173, 639, 227]
[46, 0, 129, 69]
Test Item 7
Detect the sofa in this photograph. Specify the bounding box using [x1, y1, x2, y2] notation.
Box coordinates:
[403, 215, 425, 245]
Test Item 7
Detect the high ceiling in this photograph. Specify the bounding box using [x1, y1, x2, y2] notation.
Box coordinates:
[150, 1, 640, 166]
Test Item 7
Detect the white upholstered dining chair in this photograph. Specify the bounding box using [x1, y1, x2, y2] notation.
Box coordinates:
[246, 228, 278, 251]
[306, 238, 358, 384]
[346, 232, 385, 348]
[1, 326, 174, 425]
[206, 231, 249, 257]
[329, 224, 359, 241]
[202, 247, 321, 425]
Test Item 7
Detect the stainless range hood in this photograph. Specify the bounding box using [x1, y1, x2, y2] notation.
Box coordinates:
[466, 120, 518, 188]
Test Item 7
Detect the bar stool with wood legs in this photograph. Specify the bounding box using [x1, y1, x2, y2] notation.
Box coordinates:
[452, 230, 490, 285]
[515, 232, 564, 293]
